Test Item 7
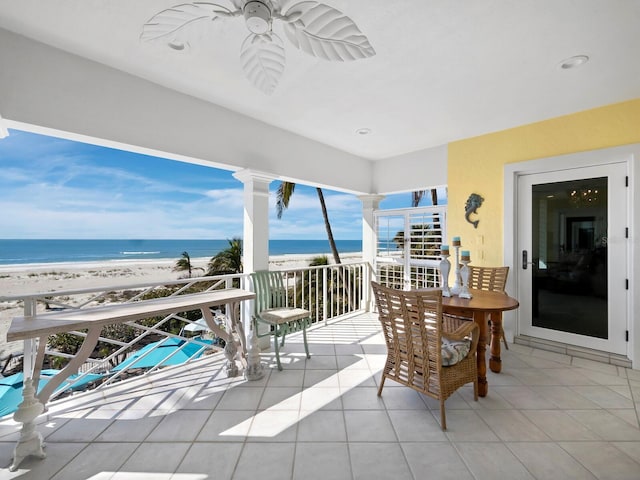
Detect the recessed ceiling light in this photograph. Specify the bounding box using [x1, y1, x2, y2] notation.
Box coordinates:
[356, 128, 371, 135]
[560, 55, 589, 69]
[168, 41, 188, 51]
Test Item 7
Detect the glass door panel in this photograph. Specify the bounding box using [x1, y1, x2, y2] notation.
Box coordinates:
[532, 177, 608, 338]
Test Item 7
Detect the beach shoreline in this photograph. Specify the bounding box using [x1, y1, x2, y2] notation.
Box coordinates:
[0, 252, 363, 359]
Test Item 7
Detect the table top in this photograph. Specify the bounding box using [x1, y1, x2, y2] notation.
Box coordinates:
[441, 289, 519, 313]
[8, 288, 256, 342]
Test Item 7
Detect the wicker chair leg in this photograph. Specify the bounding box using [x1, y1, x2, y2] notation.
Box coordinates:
[473, 378, 479, 401]
[377, 375, 386, 396]
[440, 399, 447, 431]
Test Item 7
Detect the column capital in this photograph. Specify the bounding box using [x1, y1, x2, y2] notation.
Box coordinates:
[0, 113, 9, 139]
[358, 194, 385, 209]
[233, 168, 277, 185]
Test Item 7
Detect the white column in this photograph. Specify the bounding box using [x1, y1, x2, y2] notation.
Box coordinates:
[233, 169, 275, 349]
[233, 169, 274, 273]
[359, 194, 385, 311]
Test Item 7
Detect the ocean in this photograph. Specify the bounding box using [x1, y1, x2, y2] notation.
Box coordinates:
[0, 239, 362, 266]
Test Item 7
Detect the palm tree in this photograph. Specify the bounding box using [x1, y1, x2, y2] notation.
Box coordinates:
[276, 182, 342, 264]
[174, 251, 193, 277]
[413, 188, 442, 241]
[412, 188, 439, 208]
[206, 237, 243, 275]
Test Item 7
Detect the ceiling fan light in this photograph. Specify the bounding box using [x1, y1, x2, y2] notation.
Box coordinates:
[244, 1, 272, 35]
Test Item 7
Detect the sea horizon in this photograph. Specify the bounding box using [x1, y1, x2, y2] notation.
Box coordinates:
[0, 239, 363, 266]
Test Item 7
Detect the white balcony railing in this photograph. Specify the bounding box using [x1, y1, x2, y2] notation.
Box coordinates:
[1, 262, 370, 410]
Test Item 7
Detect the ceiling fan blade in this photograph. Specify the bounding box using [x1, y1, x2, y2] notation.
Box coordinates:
[281, 1, 375, 61]
[240, 33, 286, 95]
[141, 2, 233, 47]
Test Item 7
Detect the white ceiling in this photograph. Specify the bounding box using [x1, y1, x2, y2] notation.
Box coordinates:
[0, 0, 638, 160]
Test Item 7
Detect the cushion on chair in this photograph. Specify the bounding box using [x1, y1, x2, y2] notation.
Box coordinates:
[259, 307, 311, 324]
[441, 337, 471, 366]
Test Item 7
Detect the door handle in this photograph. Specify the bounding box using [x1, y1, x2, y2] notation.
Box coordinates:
[522, 250, 529, 269]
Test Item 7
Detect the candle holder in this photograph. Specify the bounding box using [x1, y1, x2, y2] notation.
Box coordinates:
[459, 259, 472, 299]
[439, 252, 451, 297]
[450, 244, 462, 295]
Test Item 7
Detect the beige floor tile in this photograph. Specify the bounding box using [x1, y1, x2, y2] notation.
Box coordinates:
[299, 386, 343, 410]
[340, 386, 386, 410]
[521, 410, 601, 440]
[303, 369, 339, 387]
[264, 369, 304, 388]
[493, 385, 557, 409]
[612, 441, 640, 464]
[402, 442, 474, 480]
[559, 441, 640, 480]
[349, 443, 413, 480]
[378, 385, 429, 410]
[566, 410, 640, 441]
[293, 442, 351, 480]
[608, 408, 640, 428]
[455, 442, 535, 480]
[387, 409, 448, 441]
[233, 442, 295, 480]
[44, 416, 113, 443]
[443, 410, 499, 442]
[174, 442, 243, 478]
[217, 386, 264, 410]
[572, 358, 622, 375]
[50, 442, 139, 480]
[258, 387, 302, 411]
[95, 414, 164, 442]
[303, 354, 338, 370]
[146, 410, 211, 442]
[571, 385, 635, 409]
[0, 442, 86, 480]
[196, 410, 253, 441]
[344, 410, 396, 442]
[529, 385, 599, 409]
[246, 409, 299, 442]
[297, 410, 347, 442]
[477, 409, 551, 441]
[118, 442, 190, 475]
[507, 442, 596, 479]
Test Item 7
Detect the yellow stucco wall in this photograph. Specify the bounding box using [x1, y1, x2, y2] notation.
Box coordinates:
[447, 99, 640, 266]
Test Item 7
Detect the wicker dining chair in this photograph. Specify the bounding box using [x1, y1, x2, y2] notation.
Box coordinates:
[371, 282, 479, 430]
[468, 265, 510, 348]
[251, 270, 311, 371]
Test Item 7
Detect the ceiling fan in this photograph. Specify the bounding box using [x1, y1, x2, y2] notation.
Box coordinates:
[141, 0, 376, 94]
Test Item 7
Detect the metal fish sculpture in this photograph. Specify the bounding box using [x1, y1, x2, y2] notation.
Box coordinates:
[465, 193, 484, 228]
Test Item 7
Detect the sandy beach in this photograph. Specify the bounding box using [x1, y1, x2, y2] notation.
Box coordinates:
[0, 252, 362, 360]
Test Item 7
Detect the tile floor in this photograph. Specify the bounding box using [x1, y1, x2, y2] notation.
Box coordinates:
[1, 312, 640, 480]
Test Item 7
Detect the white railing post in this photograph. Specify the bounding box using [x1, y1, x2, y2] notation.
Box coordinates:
[322, 267, 328, 325]
[21, 297, 38, 379]
[240, 275, 253, 341]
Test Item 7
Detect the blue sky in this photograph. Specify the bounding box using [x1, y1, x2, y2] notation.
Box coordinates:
[0, 130, 442, 240]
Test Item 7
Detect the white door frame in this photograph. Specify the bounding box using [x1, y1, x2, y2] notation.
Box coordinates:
[504, 144, 640, 368]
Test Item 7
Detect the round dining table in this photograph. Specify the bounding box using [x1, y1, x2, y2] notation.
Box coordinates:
[441, 289, 519, 397]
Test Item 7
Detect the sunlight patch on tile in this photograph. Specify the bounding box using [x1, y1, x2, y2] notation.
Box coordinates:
[220, 355, 371, 437]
